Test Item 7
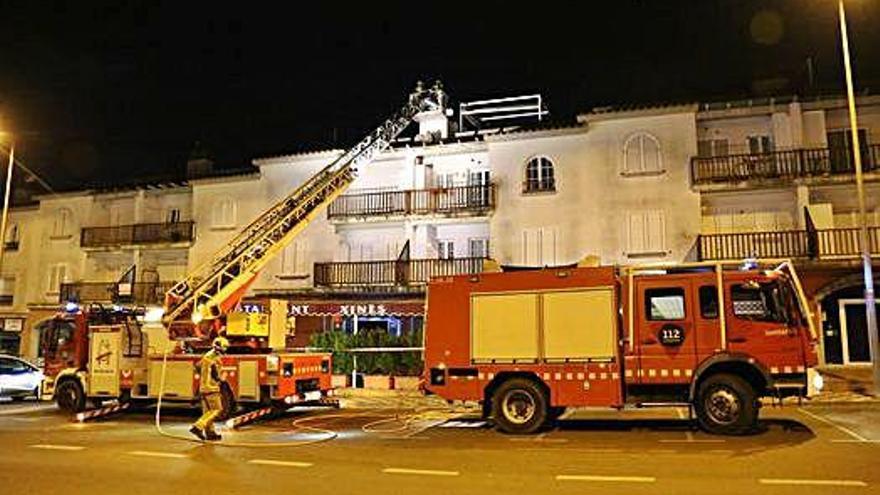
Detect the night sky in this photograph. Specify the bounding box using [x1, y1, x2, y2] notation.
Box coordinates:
[0, 0, 878, 191]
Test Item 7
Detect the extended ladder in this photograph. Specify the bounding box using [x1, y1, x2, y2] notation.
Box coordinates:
[163, 85, 441, 337]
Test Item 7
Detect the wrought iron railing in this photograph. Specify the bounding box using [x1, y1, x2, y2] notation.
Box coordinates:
[59, 281, 176, 304]
[691, 144, 880, 185]
[327, 185, 494, 219]
[314, 257, 486, 287]
[80, 221, 195, 248]
[697, 227, 880, 261]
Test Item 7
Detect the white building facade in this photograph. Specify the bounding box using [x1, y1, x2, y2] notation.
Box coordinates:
[3, 92, 877, 369]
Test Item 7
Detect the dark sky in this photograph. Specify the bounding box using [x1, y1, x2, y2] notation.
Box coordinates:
[0, 0, 878, 190]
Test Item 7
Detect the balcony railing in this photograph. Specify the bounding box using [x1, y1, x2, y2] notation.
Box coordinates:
[522, 178, 556, 194]
[691, 144, 880, 185]
[81, 221, 195, 248]
[314, 257, 486, 288]
[59, 281, 176, 305]
[697, 227, 880, 261]
[327, 185, 494, 220]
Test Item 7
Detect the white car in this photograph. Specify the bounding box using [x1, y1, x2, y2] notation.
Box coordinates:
[0, 355, 43, 401]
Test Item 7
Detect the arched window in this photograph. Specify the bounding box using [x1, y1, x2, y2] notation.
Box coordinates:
[622, 132, 663, 176]
[212, 198, 237, 228]
[52, 208, 73, 238]
[524, 157, 556, 193]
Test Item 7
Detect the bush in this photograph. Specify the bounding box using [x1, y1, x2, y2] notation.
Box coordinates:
[309, 328, 423, 376]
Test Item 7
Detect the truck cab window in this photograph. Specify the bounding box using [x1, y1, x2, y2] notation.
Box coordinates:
[645, 287, 685, 320]
[699, 285, 719, 319]
[731, 282, 786, 323]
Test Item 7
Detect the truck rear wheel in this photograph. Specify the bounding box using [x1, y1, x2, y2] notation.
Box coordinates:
[491, 378, 548, 434]
[695, 373, 758, 435]
[55, 379, 86, 413]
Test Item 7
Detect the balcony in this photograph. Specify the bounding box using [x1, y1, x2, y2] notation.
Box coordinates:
[59, 281, 176, 305]
[697, 227, 880, 261]
[327, 185, 494, 221]
[80, 221, 195, 248]
[314, 257, 486, 289]
[691, 145, 880, 187]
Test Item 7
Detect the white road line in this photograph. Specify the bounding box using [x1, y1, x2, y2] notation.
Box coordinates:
[556, 474, 656, 483]
[831, 439, 880, 444]
[248, 459, 313, 468]
[759, 478, 867, 487]
[382, 467, 460, 477]
[29, 444, 85, 451]
[659, 439, 726, 444]
[797, 407, 870, 442]
[0, 405, 56, 416]
[127, 450, 188, 459]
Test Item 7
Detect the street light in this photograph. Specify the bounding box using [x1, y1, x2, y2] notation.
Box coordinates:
[0, 138, 13, 275]
[837, 0, 879, 395]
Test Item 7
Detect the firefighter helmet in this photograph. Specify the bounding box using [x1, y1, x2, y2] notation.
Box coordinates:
[212, 336, 230, 352]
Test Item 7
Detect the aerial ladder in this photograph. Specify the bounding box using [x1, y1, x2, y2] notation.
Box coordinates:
[163, 83, 444, 341]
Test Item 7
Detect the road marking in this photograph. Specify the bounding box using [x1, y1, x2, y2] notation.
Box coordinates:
[0, 404, 56, 416]
[382, 467, 460, 477]
[797, 407, 870, 442]
[556, 474, 656, 483]
[127, 450, 188, 459]
[29, 444, 85, 451]
[509, 437, 569, 443]
[831, 439, 880, 444]
[659, 439, 726, 444]
[759, 478, 867, 487]
[247, 459, 313, 468]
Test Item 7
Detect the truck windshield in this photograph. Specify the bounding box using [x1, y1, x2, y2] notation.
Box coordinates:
[731, 281, 788, 323]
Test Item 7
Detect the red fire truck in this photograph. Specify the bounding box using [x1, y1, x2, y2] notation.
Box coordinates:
[422, 260, 819, 435]
[40, 84, 445, 416]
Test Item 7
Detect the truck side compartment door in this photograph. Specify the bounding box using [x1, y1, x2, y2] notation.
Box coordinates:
[635, 278, 698, 384]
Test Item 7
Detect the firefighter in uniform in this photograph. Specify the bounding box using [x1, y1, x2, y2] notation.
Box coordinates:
[190, 337, 229, 441]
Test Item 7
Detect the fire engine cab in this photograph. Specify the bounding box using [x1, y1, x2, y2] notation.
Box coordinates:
[423, 260, 819, 435]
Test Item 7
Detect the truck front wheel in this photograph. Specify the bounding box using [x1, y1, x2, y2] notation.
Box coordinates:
[55, 379, 86, 413]
[491, 378, 548, 434]
[695, 373, 758, 435]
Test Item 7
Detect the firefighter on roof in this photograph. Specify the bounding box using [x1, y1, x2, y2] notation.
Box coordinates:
[189, 336, 229, 441]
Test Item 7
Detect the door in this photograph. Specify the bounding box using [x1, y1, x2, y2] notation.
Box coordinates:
[839, 299, 880, 365]
[635, 277, 698, 383]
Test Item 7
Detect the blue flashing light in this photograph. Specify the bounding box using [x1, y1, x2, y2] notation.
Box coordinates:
[64, 302, 80, 313]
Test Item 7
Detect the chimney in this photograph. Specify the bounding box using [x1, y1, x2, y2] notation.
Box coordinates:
[186, 141, 214, 179]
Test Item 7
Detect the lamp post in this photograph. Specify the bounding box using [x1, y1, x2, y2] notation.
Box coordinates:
[837, 0, 879, 395]
[0, 142, 13, 274]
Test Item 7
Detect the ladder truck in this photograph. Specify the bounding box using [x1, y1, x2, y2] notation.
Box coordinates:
[40, 83, 444, 415]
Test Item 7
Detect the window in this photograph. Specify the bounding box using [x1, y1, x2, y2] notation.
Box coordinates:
[623, 132, 663, 175]
[521, 227, 558, 266]
[699, 285, 719, 319]
[0, 277, 14, 306]
[626, 210, 666, 256]
[468, 238, 489, 258]
[46, 264, 67, 294]
[731, 282, 787, 323]
[645, 288, 686, 321]
[52, 208, 73, 238]
[436, 173, 456, 188]
[212, 198, 237, 228]
[438, 240, 455, 260]
[280, 241, 307, 274]
[4, 223, 19, 251]
[0, 357, 29, 375]
[827, 129, 870, 173]
[697, 139, 729, 158]
[523, 157, 555, 193]
[166, 208, 181, 223]
[747, 135, 773, 154]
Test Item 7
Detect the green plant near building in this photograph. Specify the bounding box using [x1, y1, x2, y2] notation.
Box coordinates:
[309, 328, 423, 376]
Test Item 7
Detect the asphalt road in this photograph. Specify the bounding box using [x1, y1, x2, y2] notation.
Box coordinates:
[1, 397, 879, 495]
